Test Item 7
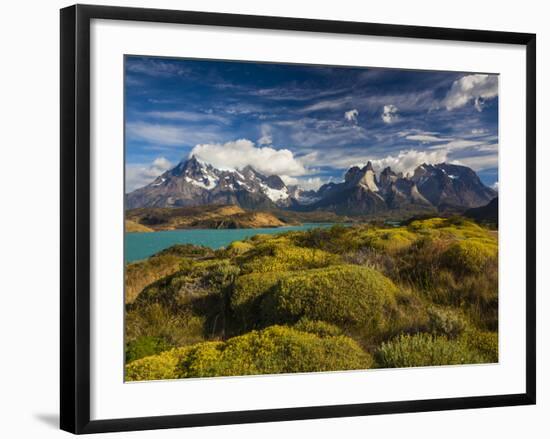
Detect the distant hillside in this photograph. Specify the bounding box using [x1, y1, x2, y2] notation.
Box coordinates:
[464, 197, 498, 226]
[126, 205, 293, 231]
[125, 220, 154, 233]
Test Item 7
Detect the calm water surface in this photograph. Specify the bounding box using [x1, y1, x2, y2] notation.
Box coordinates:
[125, 223, 334, 263]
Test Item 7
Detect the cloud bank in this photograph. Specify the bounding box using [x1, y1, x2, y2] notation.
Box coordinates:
[280, 175, 325, 191]
[190, 139, 307, 177]
[370, 149, 449, 176]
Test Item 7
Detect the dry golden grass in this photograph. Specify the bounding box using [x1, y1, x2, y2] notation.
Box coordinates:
[125, 220, 154, 233]
[125, 254, 182, 304]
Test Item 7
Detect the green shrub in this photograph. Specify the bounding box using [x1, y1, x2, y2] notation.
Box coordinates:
[230, 271, 291, 329]
[382, 288, 430, 339]
[442, 239, 497, 275]
[461, 329, 498, 363]
[125, 303, 206, 348]
[293, 318, 343, 337]
[155, 243, 214, 258]
[133, 259, 234, 309]
[263, 265, 398, 332]
[407, 217, 490, 240]
[125, 335, 172, 363]
[126, 348, 188, 381]
[427, 306, 467, 338]
[292, 224, 355, 253]
[396, 236, 449, 285]
[203, 259, 240, 291]
[453, 260, 498, 331]
[126, 326, 373, 381]
[359, 228, 417, 253]
[239, 240, 340, 274]
[226, 240, 254, 255]
[407, 217, 447, 232]
[374, 333, 486, 368]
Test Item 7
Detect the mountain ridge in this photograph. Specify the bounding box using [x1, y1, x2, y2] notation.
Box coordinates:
[126, 156, 497, 216]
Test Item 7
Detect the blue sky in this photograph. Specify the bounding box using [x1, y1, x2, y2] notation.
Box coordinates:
[125, 55, 498, 192]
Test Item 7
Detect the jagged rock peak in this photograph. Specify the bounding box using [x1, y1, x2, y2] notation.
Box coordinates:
[380, 166, 396, 176]
[379, 166, 399, 189]
[343, 162, 379, 192]
[363, 161, 375, 172]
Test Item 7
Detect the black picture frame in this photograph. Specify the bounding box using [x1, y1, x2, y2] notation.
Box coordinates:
[60, 4, 536, 434]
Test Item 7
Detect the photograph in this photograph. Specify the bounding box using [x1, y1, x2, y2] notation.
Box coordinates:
[123, 55, 499, 382]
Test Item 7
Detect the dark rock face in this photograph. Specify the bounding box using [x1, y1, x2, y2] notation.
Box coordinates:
[126, 157, 496, 216]
[313, 185, 387, 215]
[464, 197, 498, 224]
[411, 163, 496, 209]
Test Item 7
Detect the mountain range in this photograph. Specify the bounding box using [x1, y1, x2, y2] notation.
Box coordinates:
[125, 156, 497, 216]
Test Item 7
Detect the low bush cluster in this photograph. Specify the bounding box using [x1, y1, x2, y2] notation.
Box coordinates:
[125, 335, 172, 363]
[374, 332, 495, 368]
[263, 265, 398, 332]
[238, 239, 340, 274]
[126, 325, 373, 381]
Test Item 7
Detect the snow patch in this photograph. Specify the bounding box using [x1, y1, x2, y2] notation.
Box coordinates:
[260, 183, 289, 202]
[184, 176, 218, 190]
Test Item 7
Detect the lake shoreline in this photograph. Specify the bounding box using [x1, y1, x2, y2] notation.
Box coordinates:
[125, 220, 344, 233]
[125, 223, 337, 263]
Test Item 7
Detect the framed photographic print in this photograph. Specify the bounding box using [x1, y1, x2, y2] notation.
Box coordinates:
[60, 4, 536, 434]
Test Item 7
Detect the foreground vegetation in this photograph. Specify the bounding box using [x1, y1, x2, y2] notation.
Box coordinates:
[125, 216, 498, 380]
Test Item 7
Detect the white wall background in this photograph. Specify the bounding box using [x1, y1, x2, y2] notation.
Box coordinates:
[0, 0, 546, 437]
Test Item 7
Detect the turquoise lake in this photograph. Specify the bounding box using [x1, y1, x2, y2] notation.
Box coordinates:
[125, 223, 334, 263]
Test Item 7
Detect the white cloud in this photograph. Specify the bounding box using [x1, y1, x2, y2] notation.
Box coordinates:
[443, 74, 498, 111]
[301, 96, 352, 112]
[280, 175, 325, 191]
[126, 121, 221, 146]
[190, 139, 307, 177]
[451, 154, 498, 171]
[257, 134, 273, 146]
[126, 59, 190, 77]
[275, 117, 368, 148]
[429, 139, 486, 151]
[257, 124, 273, 146]
[471, 128, 488, 135]
[406, 134, 451, 143]
[477, 143, 498, 152]
[370, 149, 449, 176]
[344, 109, 359, 124]
[125, 157, 172, 192]
[145, 110, 230, 124]
[492, 181, 499, 191]
[381, 104, 398, 124]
